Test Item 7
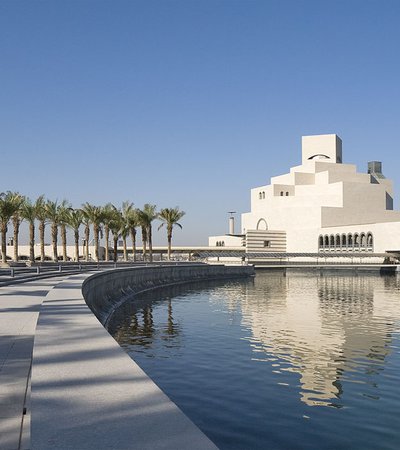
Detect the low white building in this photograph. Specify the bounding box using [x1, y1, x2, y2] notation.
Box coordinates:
[210, 134, 400, 255]
[3, 244, 104, 262]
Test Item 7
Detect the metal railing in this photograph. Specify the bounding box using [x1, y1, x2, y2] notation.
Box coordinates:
[0, 260, 199, 286]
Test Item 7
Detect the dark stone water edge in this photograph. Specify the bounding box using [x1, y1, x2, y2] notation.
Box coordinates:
[82, 264, 255, 327]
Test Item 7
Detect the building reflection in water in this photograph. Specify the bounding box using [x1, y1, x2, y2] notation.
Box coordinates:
[111, 273, 400, 409]
[231, 272, 400, 407]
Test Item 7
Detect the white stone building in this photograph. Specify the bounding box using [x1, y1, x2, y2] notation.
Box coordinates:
[210, 134, 400, 255]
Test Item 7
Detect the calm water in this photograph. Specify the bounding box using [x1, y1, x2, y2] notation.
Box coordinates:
[109, 272, 400, 449]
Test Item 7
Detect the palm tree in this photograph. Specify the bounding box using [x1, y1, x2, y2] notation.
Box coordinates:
[140, 216, 148, 261]
[81, 211, 91, 261]
[35, 195, 47, 262]
[21, 197, 38, 263]
[58, 200, 71, 261]
[0, 191, 24, 264]
[11, 194, 26, 262]
[138, 204, 158, 263]
[45, 200, 61, 262]
[81, 203, 104, 262]
[66, 208, 83, 262]
[126, 207, 139, 262]
[102, 203, 116, 261]
[108, 208, 123, 262]
[121, 222, 129, 261]
[158, 207, 185, 261]
[121, 201, 135, 262]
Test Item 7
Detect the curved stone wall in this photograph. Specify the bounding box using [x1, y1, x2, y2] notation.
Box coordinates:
[82, 263, 255, 326]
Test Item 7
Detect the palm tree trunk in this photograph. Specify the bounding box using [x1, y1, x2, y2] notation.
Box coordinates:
[1, 223, 7, 263]
[94, 224, 99, 262]
[167, 228, 172, 261]
[113, 235, 118, 262]
[85, 225, 90, 261]
[148, 225, 153, 263]
[29, 222, 35, 263]
[74, 229, 79, 262]
[51, 223, 58, 262]
[61, 224, 67, 261]
[39, 220, 45, 262]
[104, 226, 110, 261]
[130, 229, 136, 262]
[142, 226, 147, 261]
[123, 236, 127, 261]
[13, 218, 20, 262]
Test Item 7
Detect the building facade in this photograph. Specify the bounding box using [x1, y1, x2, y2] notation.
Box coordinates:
[210, 134, 400, 255]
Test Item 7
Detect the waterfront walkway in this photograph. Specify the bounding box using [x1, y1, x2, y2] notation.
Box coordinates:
[0, 277, 65, 450]
[0, 273, 218, 450]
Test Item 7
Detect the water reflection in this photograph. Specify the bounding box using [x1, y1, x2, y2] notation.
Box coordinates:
[110, 273, 400, 449]
[235, 273, 399, 407]
[112, 294, 182, 352]
[111, 273, 400, 410]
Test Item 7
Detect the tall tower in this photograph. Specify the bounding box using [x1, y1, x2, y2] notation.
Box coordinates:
[228, 211, 236, 235]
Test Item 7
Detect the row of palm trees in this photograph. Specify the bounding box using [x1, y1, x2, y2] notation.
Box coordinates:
[0, 191, 185, 264]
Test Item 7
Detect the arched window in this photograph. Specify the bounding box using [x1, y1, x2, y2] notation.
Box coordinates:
[259, 192, 262, 199]
[335, 234, 341, 249]
[348, 233, 353, 247]
[280, 191, 284, 196]
[354, 233, 360, 250]
[341, 234, 347, 248]
[367, 233, 373, 250]
[324, 235, 329, 247]
[256, 218, 268, 230]
[319, 235, 324, 249]
[330, 235, 335, 248]
[360, 233, 367, 250]
[286, 192, 289, 196]
[262, 192, 265, 199]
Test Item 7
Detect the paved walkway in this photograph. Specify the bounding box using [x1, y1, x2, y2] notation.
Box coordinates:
[0, 278, 65, 450]
[1, 273, 218, 450]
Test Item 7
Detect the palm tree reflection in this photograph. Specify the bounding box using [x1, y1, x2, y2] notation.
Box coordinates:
[112, 294, 181, 352]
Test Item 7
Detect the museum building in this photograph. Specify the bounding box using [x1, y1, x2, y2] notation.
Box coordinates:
[209, 134, 400, 255]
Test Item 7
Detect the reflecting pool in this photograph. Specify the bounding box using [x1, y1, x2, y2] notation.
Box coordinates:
[109, 272, 400, 449]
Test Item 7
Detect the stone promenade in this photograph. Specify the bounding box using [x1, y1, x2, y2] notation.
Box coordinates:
[0, 273, 218, 450]
[0, 277, 65, 450]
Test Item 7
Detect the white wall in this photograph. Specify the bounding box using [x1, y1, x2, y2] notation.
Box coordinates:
[236, 134, 400, 254]
[3, 245, 103, 261]
[208, 235, 244, 247]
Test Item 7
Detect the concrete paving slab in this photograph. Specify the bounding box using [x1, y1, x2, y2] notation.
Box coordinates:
[0, 416, 21, 450]
[31, 274, 218, 450]
[0, 278, 65, 450]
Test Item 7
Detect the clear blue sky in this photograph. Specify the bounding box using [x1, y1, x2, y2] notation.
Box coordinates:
[1, 0, 400, 245]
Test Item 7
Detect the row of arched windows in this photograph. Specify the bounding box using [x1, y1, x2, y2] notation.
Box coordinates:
[216, 241, 225, 247]
[280, 191, 290, 196]
[318, 232, 373, 251]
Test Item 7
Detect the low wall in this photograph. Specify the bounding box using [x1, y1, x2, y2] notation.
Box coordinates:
[83, 263, 255, 326]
